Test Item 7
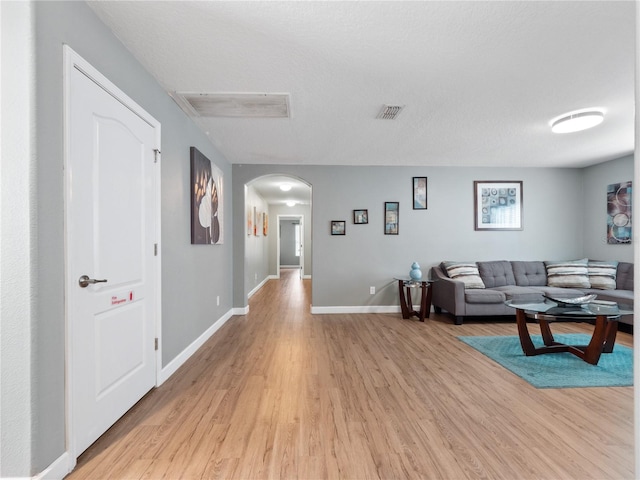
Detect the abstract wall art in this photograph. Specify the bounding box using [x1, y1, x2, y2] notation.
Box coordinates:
[607, 181, 632, 244]
[474, 181, 523, 231]
[190, 147, 223, 244]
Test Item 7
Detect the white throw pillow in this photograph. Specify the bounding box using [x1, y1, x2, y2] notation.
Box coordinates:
[544, 259, 590, 288]
[443, 261, 485, 289]
[588, 261, 618, 290]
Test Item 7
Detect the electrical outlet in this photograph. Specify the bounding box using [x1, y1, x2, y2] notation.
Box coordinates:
[216, 296, 220, 306]
[370, 286, 375, 295]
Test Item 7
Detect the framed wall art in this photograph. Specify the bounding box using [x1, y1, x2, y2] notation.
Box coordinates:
[190, 147, 223, 244]
[247, 206, 253, 235]
[607, 181, 632, 244]
[331, 220, 346, 235]
[253, 206, 258, 236]
[384, 202, 399, 235]
[413, 177, 427, 210]
[474, 180, 522, 231]
[353, 209, 368, 224]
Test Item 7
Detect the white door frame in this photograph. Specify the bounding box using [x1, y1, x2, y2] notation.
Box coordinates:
[276, 214, 304, 279]
[63, 45, 162, 463]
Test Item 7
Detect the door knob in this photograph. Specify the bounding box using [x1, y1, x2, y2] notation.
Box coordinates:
[78, 275, 108, 288]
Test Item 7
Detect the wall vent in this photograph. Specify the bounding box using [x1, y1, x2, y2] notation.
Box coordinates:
[172, 92, 290, 118]
[377, 104, 404, 120]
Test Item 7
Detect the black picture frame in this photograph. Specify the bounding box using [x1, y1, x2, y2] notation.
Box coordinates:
[413, 177, 428, 210]
[353, 209, 368, 224]
[331, 220, 346, 235]
[473, 180, 523, 231]
[384, 202, 399, 235]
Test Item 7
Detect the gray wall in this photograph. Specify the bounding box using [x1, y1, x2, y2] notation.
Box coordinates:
[245, 184, 269, 294]
[233, 164, 590, 309]
[2, 1, 232, 475]
[583, 155, 634, 263]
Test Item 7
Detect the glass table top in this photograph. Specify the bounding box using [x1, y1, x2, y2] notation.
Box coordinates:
[505, 299, 633, 318]
[394, 277, 432, 284]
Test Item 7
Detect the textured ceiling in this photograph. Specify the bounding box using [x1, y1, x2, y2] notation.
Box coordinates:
[88, 1, 635, 169]
[249, 175, 311, 207]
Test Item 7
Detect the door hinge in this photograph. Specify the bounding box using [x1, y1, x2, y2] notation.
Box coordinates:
[154, 338, 159, 351]
[153, 149, 161, 163]
[154, 243, 158, 256]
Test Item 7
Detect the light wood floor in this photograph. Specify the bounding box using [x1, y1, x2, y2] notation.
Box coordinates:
[68, 269, 634, 479]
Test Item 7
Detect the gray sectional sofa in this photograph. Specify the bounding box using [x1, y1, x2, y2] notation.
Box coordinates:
[430, 260, 634, 325]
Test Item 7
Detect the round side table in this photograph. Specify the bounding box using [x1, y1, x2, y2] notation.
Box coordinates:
[394, 278, 433, 322]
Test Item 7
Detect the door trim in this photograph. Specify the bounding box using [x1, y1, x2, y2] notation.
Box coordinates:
[63, 45, 162, 464]
[276, 214, 304, 279]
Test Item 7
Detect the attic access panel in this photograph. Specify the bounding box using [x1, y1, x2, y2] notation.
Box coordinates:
[174, 92, 290, 118]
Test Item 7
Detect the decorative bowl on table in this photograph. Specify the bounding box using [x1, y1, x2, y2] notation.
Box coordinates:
[543, 294, 597, 307]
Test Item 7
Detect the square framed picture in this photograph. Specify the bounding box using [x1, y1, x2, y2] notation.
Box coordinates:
[413, 177, 427, 210]
[331, 220, 346, 235]
[384, 202, 399, 235]
[474, 181, 523, 231]
[353, 209, 368, 224]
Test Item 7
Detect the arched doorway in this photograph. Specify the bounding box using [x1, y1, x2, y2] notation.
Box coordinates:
[245, 174, 312, 301]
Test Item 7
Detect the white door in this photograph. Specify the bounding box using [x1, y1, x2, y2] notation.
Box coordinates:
[65, 47, 160, 457]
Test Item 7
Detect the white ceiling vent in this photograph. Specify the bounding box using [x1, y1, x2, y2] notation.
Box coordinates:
[377, 104, 404, 120]
[172, 92, 290, 118]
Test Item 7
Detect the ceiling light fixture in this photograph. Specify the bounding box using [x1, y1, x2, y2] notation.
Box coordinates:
[286, 201, 296, 207]
[550, 109, 605, 134]
[279, 184, 292, 192]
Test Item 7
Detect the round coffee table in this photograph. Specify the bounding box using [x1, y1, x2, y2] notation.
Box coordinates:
[505, 299, 633, 365]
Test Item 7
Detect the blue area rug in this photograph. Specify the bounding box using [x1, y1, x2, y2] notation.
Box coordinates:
[458, 334, 633, 389]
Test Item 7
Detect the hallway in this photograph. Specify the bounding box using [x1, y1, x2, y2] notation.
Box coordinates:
[68, 268, 633, 479]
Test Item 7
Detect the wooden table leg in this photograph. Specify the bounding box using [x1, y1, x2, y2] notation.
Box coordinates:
[405, 285, 414, 314]
[539, 319, 555, 346]
[580, 315, 609, 365]
[417, 282, 428, 322]
[602, 320, 619, 353]
[515, 308, 537, 356]
[424, 282, 433, 319]
[398, 280, 410, 319]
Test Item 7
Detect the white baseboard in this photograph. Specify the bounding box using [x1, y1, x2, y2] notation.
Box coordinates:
[233, 306, 249, 315]
[33, 451, 73, 480]
[302, 275, 311, 279]
[248, 276, 269, 298]
[158, 308, 234, 385]
[310, 305, 402, 314]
